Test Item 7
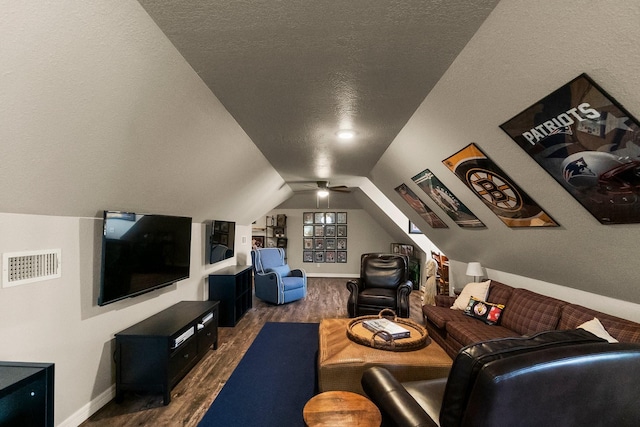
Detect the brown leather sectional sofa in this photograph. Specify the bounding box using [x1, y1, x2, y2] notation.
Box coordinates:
[423, 279, 640, 358]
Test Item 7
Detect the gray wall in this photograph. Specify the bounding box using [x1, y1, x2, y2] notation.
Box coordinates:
[0, 1, 286, 425]
[2, 1, 640, 425]
[263, 208, 401, 277]
[372, 0, 640, 304]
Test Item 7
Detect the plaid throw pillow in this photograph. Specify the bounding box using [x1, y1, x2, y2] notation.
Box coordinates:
[463, 297, 505, 325]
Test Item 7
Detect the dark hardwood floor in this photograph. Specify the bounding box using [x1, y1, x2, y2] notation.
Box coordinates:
[81, 277, 425, 426]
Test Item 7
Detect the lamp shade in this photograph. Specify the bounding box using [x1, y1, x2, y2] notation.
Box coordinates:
[466, 262, 483, 278]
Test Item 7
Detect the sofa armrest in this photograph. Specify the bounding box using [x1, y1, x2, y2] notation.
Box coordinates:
[435, 295, 456, 307]
[396, 281, 413, 318]
[346, 278, 362, 293]
[362, 367, 438, 427]
[397, 280, 413, 296]
[255, 270, 278, 281]
[290, 268, 306, 279]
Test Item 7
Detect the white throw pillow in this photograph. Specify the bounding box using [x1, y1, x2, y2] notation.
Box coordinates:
[451, 280, 491, 310]
[577, 317, 619, 343]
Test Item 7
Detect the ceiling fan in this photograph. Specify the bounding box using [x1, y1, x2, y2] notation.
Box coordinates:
[315, 181, 351, 194]
[289, 180, 351, 196]
[289, 181, 351, 208]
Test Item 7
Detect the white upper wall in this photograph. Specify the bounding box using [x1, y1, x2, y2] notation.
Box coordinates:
[372, 0, 640, 304]
[0, 0, 290, 224]
[0, 1, 286, 425]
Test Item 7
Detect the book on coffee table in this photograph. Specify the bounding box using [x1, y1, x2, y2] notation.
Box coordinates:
[362, 318, 411, 341]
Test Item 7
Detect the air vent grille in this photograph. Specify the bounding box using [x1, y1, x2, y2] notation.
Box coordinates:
[2, 249, 61, 288]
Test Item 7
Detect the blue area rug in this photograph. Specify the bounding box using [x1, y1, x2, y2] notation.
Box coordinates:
[199, 322, 319, 427]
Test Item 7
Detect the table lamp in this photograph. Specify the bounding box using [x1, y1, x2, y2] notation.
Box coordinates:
[466, 262, 484, 282]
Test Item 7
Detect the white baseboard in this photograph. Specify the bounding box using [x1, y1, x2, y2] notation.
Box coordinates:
[59, 385, 115, 427]
[307, 273, 359, 278]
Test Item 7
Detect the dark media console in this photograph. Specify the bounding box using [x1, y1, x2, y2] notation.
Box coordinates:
[0, 362, 54, 427]
[114, 300, 219, 405]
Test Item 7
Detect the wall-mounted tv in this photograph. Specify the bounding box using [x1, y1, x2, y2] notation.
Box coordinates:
[98, 211, 192, 306]
[205, 220, 235, 264]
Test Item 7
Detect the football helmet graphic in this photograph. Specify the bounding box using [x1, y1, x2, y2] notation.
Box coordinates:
[597, 159, 640, 204]
[560, 151, 640, 205]
[561, 151, 624, 189]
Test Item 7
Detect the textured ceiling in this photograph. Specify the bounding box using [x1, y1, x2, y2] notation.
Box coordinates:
[137, 0, 500, 189]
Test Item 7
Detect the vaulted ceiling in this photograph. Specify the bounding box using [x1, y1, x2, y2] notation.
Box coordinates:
[137, 0, 501, 192]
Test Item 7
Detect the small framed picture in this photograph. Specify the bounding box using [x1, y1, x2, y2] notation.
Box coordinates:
[314, 212, 325, 224]
[303, 251, 313, 262]
[409, 221, 422, 234]
[390, 243, 401, 254]
[337, 212, 347, 224]
[325, 251, 336, 263]
[337, 238, 347, 250]
[337, 251, 347, 263]
[401, 244, 414, 257]
[314, 251, 325, 263]
[314, 225, 324, 237]
[303, 225, 314, 237]
[325, 224, 336, 237]
[337, 225, 347, 237]
[252, 236, 264, 249]
[325, 238, 336, 250]
[303, 212, 314, 224]
[325, 212, 336, 224]
[303, 238, 313, 249]
[314, 238, 324, 250]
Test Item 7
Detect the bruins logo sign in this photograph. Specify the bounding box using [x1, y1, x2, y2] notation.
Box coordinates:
[444, 143, 558, 227]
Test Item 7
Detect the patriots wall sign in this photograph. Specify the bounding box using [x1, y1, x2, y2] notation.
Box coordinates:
[500, 74, 640, 224]
[411, 169, 485, 228]
[443, 143, 558, 227]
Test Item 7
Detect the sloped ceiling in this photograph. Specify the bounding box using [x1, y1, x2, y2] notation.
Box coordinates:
[373, 0, 640, 304]
[136, 0, 501, 184]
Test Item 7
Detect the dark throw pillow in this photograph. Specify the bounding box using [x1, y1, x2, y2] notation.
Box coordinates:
[463, 297, 505, 325]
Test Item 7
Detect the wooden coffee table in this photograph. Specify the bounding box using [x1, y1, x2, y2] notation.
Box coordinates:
[317, 318, 452, 395]
[303, 391, 381, 427]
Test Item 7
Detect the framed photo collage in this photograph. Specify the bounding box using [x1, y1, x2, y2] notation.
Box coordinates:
[303, 211, 347, 263]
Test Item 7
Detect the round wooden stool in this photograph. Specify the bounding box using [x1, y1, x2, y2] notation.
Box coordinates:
[303, 390, 381, 427]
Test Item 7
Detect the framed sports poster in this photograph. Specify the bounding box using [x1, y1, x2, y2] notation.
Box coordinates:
[410, 171, 485, 228]
[443, 143, 559, 227]
[394, 183, 449, 229]
[500, 73, 640, 224]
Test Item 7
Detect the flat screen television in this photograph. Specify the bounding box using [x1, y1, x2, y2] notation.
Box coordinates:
[205, 220, 235, 264]
[98, 211, 192, 306]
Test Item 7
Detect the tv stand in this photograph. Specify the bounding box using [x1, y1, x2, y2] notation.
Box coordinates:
[114, 300, 219, 405]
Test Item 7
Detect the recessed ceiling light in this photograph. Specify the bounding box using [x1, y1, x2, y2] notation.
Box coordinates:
[336, 129, 356, 140]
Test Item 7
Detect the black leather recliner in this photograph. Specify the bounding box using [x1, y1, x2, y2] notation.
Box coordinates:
[346, 253, 412, 318]
[362, 329, 640, 427]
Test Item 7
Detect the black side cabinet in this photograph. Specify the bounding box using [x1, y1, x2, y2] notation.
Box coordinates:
[114, 300, 219, 405]
[208, 265, 253, 326]
[0, 362, 54, 427]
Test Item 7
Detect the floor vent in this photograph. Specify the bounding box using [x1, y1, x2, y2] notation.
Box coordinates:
[2, 249, 61, 288]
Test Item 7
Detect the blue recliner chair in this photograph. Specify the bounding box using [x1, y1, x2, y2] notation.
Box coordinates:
[251, 248, 307, 304]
